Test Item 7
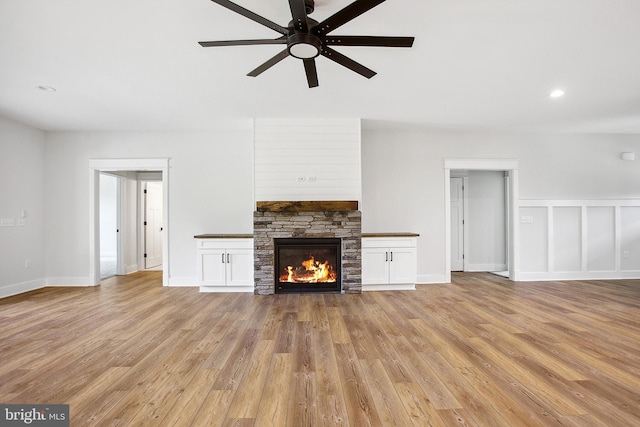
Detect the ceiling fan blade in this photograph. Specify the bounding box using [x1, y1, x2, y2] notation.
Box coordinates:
[289, 0, 309, 33]
[324, 35, 414, 48]
[321, 46, 376, 79]
[199, 37, 287, 47]
[314, 0, 386, 36]
[247, 49, 290, 77]
[210, 0, 288, 35]
[303, 59, 319, 88]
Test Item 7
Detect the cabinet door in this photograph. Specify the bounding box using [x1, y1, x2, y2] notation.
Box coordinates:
[388, 247, 416, 284]
[226, 248, 254, 286]
[200, 249, 226, 285]
[362, 247, 390, 284]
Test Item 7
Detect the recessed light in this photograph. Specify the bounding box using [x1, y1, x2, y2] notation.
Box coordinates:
[37, 85, 57, 92]
[549, 89, 565, 98]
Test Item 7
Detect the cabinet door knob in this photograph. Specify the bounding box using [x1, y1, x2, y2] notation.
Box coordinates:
[385, 252, 388, 262]
[227, 253, 230, 263]
[221, 253, 225, 263]
[390, 251, 393, 262]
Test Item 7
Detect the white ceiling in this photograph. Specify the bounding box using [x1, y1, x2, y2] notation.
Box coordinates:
[1, 0, 639, 133]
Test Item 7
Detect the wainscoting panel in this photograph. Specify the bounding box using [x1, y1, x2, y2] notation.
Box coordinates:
[553, 207, 582, 272]
[587, 206, 616, 271]
[621, 206, 640, 271]
[518, 200, 640, 280]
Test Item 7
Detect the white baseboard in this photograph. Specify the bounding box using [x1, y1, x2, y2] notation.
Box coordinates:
[168, 277, 199, 287]
[46, 276, 95, 287]
[464, 263, 507, 272]
[362, 283, 416, 291]
[124, 264, 139, 275]
[0, 278, 46, 299]
[515, 270, 640, 281]
[417, 274, 448, 284]
[199, 285, 253, 293]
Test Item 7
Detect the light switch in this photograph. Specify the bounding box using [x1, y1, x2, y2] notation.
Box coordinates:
[520, 216, 534, 224]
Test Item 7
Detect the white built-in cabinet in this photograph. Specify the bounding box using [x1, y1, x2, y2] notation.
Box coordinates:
[362, 235, 418, 291]
[195, 236, 254, 292]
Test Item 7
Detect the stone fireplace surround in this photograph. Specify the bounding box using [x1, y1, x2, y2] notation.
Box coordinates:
[253, 201, 362, 295]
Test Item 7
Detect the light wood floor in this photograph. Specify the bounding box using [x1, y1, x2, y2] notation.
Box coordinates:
[1, 272, 639, 426]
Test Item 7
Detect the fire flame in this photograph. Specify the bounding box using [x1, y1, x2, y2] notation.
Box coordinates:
[280, 255, 337, 283]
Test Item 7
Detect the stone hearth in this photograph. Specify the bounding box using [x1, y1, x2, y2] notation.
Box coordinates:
[253, 201, 362, 295]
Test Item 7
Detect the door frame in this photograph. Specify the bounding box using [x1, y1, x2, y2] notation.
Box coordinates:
[444, 159, 519, 282]
[89, 158, 170, 286]
[449, 175, 465, 272]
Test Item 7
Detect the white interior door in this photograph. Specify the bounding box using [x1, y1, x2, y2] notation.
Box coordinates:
[100, 173, 120, 278]
[450, 177, 464, 271]
[144, 181, 163, 269]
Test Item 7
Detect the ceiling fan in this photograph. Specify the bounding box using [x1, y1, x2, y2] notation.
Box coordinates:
[199, 0, 415, 88]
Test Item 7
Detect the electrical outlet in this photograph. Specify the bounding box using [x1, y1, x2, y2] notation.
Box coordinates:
[1, 218, 15, 227]
[307, 176, 317, 182]
[520, 216, 534, 224]
[25, 259, 31, 268]
[623, 251, 630, 259]
[297, 176, 306, 182]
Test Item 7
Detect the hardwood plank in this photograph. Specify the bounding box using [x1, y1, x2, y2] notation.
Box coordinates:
[393, 381, 446, 427]
[286, 372, 317, 427]
[254, 353, 293, 427]
[160, 368, 221, 427]
[226, 340, 275, 418]
[190, 390, 233, 427]
[333, 343, 383, 426]
[359, 359, 415, 426]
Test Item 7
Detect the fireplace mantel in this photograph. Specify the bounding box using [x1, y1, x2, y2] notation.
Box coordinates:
[256, 200, 358, 213]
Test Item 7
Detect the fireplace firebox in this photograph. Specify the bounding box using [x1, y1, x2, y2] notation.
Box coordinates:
[274, 238, 341, 293]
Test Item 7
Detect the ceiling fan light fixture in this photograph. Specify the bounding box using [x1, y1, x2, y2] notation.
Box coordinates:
[287, 33, 321, 59]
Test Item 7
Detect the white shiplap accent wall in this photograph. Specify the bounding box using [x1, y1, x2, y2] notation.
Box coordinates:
[254, 118, 361, 202]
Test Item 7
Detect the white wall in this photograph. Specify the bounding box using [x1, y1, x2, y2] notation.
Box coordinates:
[44, 127, 255, 286]
[361, 127, 640, 283]
[0, 116, 46, 297]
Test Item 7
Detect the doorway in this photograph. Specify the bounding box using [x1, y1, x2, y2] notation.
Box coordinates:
[89, 159, 170, 286]
[444, 159, 519, 282]
[450, 171, 508, 273]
